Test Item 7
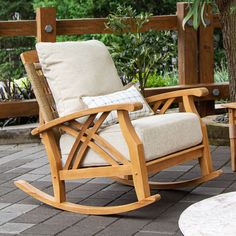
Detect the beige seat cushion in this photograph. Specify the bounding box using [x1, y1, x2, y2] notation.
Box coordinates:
[60, 112, 203, 167]
[36, 40, 123, 117]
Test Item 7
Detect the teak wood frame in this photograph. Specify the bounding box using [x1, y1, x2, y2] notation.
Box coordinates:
[14, 50, 223, 215]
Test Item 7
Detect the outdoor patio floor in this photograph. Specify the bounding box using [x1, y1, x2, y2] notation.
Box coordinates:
[0, 143, 233, 236]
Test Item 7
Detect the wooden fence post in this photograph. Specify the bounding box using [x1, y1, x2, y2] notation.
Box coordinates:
[36, 7, 56, 42]
[177, 3, 200, 114]
[177, 3, 215, 116]
[36, 7, 56, 129]
[199, 5, 215, 115]
[177, 2, 198, 86]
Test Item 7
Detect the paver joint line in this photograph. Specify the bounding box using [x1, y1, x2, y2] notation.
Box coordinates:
[0, 144, 231, 236]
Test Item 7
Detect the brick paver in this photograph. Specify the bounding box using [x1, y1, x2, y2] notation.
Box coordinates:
[0, 143, 232, 235]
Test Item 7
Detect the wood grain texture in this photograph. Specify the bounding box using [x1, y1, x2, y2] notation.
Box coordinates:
[36, 7, 56, 42]
[14, 180, 161, 215]
[0, 100, 39, 118]
[198, 6, 215, 116]
[213, 14, 221, 28]
[223, 104, 236, 171]
[0, 21, 36, 36]
[20, 50, 39, 65]
[144, 83, 229, 101]
[177, 2, 198, 85]
[0, 13, 220, 37]
[56, 15, 177, 35]
[199, 6, 214, 85]
[146, 87, 208, 104]
[31, 102, 143, 135]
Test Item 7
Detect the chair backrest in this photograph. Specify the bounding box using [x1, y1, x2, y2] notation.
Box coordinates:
[21, 50, 58, 123]
[35, 40, 124, 118]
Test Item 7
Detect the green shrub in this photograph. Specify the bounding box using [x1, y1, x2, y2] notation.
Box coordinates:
[33, 0, 177, 18]
[145, 71, 178, 88]
[105, 5, 178, 93]
[214, 62, 228, 83]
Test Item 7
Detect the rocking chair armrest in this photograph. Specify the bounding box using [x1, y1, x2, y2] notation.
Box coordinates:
[145, 87, 209, 104]
[31, 102, 143, 135]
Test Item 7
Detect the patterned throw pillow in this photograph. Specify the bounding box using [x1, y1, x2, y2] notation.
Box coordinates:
[82, 85, 154, 126]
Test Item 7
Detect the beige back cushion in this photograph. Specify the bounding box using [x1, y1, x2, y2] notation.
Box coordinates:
[36, 40, 123, 117]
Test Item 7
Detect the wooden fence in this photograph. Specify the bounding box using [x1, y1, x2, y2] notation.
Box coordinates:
[0, 2, 227, 118]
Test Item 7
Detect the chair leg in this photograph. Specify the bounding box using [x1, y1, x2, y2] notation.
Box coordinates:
[117, 110, 152, 201]
[198, 125, 213, 175]
[42, 131, 66, 203]
[130, 144, 151, 200]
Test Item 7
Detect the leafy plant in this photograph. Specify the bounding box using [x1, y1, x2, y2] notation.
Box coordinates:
[145, 71, 178, 88]
[106, 5, 178, 93]
[214, 62, 228, 83]
[0, 77, 34, 101]
[106, 5, 165, 94]
[182, 0, 216, 30]
[0, 77, 36, 127]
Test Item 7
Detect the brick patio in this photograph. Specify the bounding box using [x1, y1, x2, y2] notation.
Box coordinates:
[0, 143, 233, 235]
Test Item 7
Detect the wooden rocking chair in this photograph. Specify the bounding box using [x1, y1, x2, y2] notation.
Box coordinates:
[15, 40, 222, 215]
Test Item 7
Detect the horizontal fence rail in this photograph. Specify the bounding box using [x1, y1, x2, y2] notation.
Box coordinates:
[0, 14, 221, 37]
[0, 99, 39, 119]
[0, 3, 227, 118]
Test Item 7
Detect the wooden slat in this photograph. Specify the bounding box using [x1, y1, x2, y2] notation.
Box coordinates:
[0, 14, 220, 38]
[56, 15, 177, 35]
[0, 21, 36, 36]
[60, 165, 132, 180]
[147, 145, 204, 174]
[64, 115, 96, 170]
[144, 83, 229, 101]
[159, 98, 175, 114]
[0, 99, 39, 118]
[21, 50, 39, 65]
[0, 15, 177, 38]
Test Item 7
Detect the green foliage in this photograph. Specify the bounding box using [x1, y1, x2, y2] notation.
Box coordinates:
[183, 0, 215, 30]
[106, 5, 177, 94]
[0, 48, 24, 82]
[0, 1, 35, 103]
[0, 77, 34, 100]
[106, 6, 154, 94]
[214, 62, 228, 83]
[33, 0, 94, 19]
[214, 29, 226, 69]
[145, 71, 178, 88]
[0, 46, 35, 100]
[33, 0, 177, 18]
[0, 0, 35, 20]
[95, 0, 177, 16]
[183, 1, 236, 30]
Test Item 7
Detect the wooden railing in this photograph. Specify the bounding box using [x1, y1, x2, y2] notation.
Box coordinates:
[0, 2, 226, 118]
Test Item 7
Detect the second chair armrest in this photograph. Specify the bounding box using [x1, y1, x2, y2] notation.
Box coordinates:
[32, 102, 143, 135]
[145, 87, 209, 104]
